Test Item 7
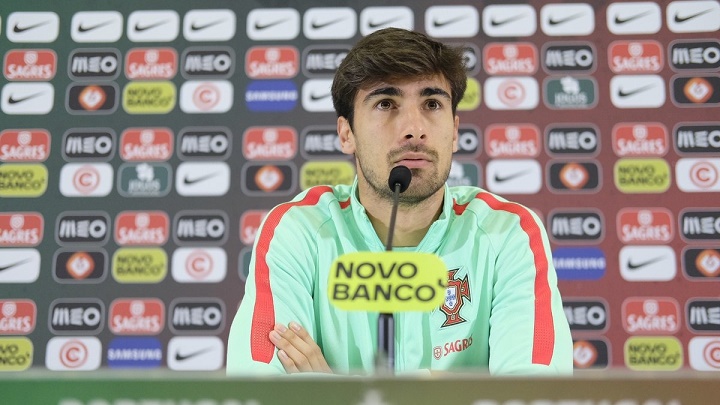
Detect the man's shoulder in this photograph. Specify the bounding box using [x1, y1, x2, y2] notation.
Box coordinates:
[270, 184, 352, 222]
[448, 185, 538, 223]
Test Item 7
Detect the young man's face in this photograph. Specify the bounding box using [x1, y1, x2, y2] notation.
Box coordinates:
[338, 74, 460, 204]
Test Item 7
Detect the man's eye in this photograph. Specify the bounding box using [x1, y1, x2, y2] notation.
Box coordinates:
[426, 100, 442, 110]
[377, 100, 393, 109]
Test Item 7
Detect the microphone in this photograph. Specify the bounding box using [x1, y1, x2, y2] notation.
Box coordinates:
[378, 165, 411, 373]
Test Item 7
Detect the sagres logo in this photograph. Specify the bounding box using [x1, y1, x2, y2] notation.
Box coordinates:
[243, 126, 297, 161]
[127, 10, 179, 42]
[246, 46, 298, 79]
[109, 298, 164, 335]
[359, 6, 414, 36]
[302, 78, 333, 112]
[301, 126, 342, 159]
[609, 40, 663, 74]
[674, 123, 720, 154]
[49, 299, 104, 334]
[0, 164, 48, 197]
[56, 212, 110, 245]
[620, 246, 676, 282]
[62, 129, 115, 161]
[112, 248, 167, 283]
[613, 158, 670, 193]
[242, 163, 296, 196]
[606, 2, 661, 35]
[686, 298, 720, 332]
[447, 161, 480, 188]
[59, 163, 113, 197]
[622, 297, 680, 335]
[672, 75, 720, 106]
[180, 80, 232, 113]
[0, 129, 50, 162]
[670, 40, 720, 71]
[689, 337, 720, 371]
[178, 127, 230, 160]
[125, 48, 177, 80]
[184, 9, 236, 42]
[617, 208, 674, 244]
[7, 11, 59, 43]
[247, 8, 300, 41]
[0, 212, 43, 247]
[0, 249, 40, 283]
[683, 247, 720, 279]
[68, 49, 120, 80]
[174, 210, 228, 245]
[544, 76, 597, 109]
[485, 124, 539, 158]
[440, 269, 471, 327]
[301, 161, 355, 189]
[304, 7, 357, 40]
[549, 210, 603, 243]
[172, 247, 227, 283]
[240, 210, 268, 245]
[66, 83, 118, 114]
[548, 161, 600, 192]
[123, 81, 176, 114]
[302, 45, 349, 77]
[120, 128, 173, 161]
[53, 250, 107, 283]
[610, 75, 665, 108]
[680, 209, 720, 241]
[455, 126, 480, 156]
[107, 337, 162, 369]
[3, 49, 57, 81]
[426, 5, 479, 38]
[624, 336, 683, 371]
[542, 43, 595, 73]
[563, 299, 607, 332]
[169, 298, 225, 333]
[546, 125, 599, 156]
[667, 0, 720, 33]
[540, 3, 594, 36]
[612, 123, 668, 157]
[46, 336, 101, 371]
[573, 339, 609, 369]
[433, 336, 473, 360]
[552, 247, 606, 281]
[182, 47, 235, 79]
[484, 77, 538, 110]
[486, 159, 541, 194]
[71, 11, 123, 43]
[175, 162, 230, 197]
[114, 211, 169, 246]
[117, 162, 172, 197]
[0, 337, 33, 371]
[1, 82, 54, 114]
[483, 42, 538, 75]
[457, 78, 480, 111]
[482, 4, 536, 37]
[0, 300, 36, 335]
[676, 158, 720, 192]
[168, 336, 224, 371]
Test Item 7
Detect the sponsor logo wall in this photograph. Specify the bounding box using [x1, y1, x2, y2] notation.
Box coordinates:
[0, 0, 718, 373]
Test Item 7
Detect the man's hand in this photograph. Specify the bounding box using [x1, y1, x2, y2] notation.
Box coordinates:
[268, 322, 332, 374]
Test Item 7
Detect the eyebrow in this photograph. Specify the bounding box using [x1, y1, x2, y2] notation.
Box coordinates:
[362, 86, 451, 104]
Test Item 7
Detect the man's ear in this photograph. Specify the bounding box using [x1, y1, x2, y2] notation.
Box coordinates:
[452, 115, 460, 153]
[337, 116, 355, 155]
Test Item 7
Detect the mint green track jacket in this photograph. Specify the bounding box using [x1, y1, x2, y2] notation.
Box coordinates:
[227, 180, 573, 375]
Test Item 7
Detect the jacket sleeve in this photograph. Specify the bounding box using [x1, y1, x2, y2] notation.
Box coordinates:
[226, 199, 322, 376]
[487, 207, 573, 375]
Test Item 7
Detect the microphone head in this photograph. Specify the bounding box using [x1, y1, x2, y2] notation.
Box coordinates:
[388, 165, 412, 193]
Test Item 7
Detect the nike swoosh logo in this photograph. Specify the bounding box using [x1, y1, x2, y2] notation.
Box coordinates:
[134, 20, 169, 32]
[13, 21, 50, 33]
[494, 170, 529, 183]
[7, 92, 44, 104]
[367, 16, 404, 29]
[433, 15, 466, 28]
[548, 12, 585, 26]
[311, 17, 345, 30]
[490, 14, 526, 27]
[190, 19, 225, 31]
[614, 10, 652, 25]
[627, 256, 665, 270]
[184, 173, 218, 185]
[617, 84, 655, 98]
[78, 20, 114, 33]
[0, 258, 31, 273]
[310, 93, 331, 101]
[254, 19, 288, 30]
[674, 9, 712, 23]
[175, 347, 214, 361]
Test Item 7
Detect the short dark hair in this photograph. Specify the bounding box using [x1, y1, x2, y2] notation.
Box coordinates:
[331, 28, 467, 128]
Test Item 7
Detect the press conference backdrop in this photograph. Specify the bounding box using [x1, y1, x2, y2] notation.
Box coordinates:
[0, 0, 718, 374]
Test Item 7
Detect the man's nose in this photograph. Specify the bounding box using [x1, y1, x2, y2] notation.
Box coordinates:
[399, 108, 426, 142]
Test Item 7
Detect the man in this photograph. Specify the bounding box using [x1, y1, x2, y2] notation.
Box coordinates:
[227, 28, 573, 375]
